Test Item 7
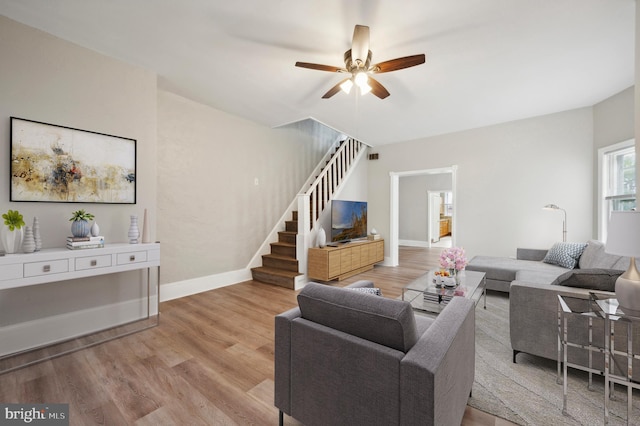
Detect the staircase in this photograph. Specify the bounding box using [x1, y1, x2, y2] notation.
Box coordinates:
[251, 211, 301, 288]
[251, 138, 367, 289]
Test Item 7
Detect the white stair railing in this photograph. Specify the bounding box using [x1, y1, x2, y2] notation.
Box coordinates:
[296, 138, 367, 276]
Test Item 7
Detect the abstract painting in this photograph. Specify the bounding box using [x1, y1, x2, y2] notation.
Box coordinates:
[10, 117, 136, 204]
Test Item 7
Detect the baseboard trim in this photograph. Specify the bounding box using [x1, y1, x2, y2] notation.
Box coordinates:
[160, 269, 252, 302]
[399, 239, 430, 248]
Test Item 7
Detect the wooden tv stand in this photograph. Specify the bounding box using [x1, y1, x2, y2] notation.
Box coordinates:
[308, 239, 384, 281]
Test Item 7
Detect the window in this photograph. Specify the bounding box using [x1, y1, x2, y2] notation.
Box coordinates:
[598, 139, 636, 240]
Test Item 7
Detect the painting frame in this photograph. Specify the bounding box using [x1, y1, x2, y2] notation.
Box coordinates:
[10, 117, 137, 204]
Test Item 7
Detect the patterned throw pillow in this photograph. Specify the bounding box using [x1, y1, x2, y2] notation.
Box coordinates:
[543, 242, 588, 269]
[346, 287, 383, 296]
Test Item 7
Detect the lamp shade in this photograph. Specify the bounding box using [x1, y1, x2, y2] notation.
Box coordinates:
[605, 211, 640, 257]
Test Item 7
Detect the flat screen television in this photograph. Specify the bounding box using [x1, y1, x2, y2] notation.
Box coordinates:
[331, 200, 367, 243]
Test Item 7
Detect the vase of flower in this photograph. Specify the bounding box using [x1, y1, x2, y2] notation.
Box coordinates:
[440, 247, 468, 284]
[69, 210, 95, 238]
[2, 209, 25, 254]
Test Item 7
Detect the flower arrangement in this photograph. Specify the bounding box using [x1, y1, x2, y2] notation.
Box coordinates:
[2, 209, 25, 231]
[439, 246, 468, 271]
[69, 209, 95, 222]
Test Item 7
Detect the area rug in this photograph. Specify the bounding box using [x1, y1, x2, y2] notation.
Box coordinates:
[467, 292, 639, 426]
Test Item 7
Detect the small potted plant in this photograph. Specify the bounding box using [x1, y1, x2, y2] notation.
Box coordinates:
[69, 209, 95, 238]
[2, 209, 25, 253]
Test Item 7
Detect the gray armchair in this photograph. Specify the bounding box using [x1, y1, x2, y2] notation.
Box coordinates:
[274, 280, 475, 426]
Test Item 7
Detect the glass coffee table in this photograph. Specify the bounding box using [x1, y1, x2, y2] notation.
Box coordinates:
[401, 269, 487, 314]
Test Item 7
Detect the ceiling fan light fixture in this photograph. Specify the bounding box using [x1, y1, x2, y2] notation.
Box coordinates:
[340, 79, 354, 94]
[359, 82, 372, 95]
[354, 71, 368, 87]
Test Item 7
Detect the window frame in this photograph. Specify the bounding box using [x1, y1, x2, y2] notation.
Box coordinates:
[597, 138, 636, 242]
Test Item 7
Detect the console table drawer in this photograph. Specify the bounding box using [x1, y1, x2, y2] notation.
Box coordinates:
[0, 264, 23, 281]
[24, 259, 69, 277]
[117, 251, 148, 265]
[75, 254, 112, 271]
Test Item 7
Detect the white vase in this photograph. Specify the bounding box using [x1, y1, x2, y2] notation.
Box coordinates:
[1, 227, 24, 254]
[33, 217, 42, 251]
[317, 227, 326, 248]
[128, 215, 139, 244]
[91, 221, 100, 237]
[22, 226, 35, 253]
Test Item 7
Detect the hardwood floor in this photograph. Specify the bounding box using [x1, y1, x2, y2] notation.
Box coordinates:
[0, 246, 514, 425]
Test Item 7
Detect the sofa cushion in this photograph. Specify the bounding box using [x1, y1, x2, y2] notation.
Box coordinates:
[467, 256, 567, 283]
[515, 268, 568, 285]
[297, 282, 418, 353]
[578, 240, 620, 269]
[542, 242, 587, 269]
[551, 268, 624, 292]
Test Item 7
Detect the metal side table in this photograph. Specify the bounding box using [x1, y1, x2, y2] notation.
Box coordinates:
[557, 294, 606, 415]
[590, 294, 640, 425]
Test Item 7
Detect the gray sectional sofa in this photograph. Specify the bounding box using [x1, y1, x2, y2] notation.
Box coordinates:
[467, 240, 640, 378]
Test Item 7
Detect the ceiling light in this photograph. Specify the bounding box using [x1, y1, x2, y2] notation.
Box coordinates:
[359, 82, 372, 95]
[340, 79, 353, 94]
[354, 71, 368, 87]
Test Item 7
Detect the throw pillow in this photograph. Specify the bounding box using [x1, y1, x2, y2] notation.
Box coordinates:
[551, 268, 624, 292]
[543, 242, 588, 269]
[346, 287, 383, 296]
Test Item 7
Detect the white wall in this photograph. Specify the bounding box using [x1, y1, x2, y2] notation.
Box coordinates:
[368, 108, 594, 259]
[157, 91, 338, 285]
[0, 17, 157, 346]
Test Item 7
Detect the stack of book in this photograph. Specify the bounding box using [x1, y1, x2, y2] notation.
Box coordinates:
[66, 236, 105, 250]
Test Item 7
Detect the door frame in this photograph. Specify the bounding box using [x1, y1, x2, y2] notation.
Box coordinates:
[389, 166, 457, 266]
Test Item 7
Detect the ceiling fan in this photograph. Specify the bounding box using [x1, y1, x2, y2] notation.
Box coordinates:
[295, 25, 425, 99]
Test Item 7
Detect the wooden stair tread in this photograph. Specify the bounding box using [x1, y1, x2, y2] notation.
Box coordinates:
[263, 253, 297, 261]
[270, 242, 295, 248]
[251, 266, 300, 278]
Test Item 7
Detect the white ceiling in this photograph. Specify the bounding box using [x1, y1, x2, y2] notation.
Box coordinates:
[0, 0, 635, 146]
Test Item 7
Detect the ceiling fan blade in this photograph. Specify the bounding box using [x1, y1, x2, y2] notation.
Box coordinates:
[367, 77, 390, 99]
[351, 25, 370, 65]
[295, 62, 346, 73]
[322, 78, 350, 99]
[370, 54, 426, 73]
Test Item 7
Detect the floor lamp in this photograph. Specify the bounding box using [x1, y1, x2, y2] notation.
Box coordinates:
[605, 210, 640, 314]
[543, 204, 567, 242]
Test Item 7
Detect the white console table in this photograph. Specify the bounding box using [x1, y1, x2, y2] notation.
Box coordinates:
[0, 243, 160, 373]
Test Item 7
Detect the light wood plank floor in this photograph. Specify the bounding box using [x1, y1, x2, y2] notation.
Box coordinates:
[0, 246, 514, 425]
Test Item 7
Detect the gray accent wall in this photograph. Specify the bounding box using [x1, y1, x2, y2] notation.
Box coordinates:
[157, 91, 339, 284]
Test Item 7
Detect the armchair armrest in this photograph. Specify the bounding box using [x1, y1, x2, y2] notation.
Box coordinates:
[400, 297, 475, 426]
[274, 306, 301, 414]
[516, 248, 548, 261]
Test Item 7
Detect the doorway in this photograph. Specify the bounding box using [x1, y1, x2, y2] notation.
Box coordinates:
[389, 166, 457, 266]
[428, 190, 453, 248]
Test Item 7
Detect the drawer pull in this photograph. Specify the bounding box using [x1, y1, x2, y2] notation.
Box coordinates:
[43, 265, 51, 273]
[90, 260, 97, 267]
[129, 255, 136, 262]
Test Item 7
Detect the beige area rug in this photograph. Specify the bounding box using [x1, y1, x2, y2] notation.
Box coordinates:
[468, 292, 639, 426]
